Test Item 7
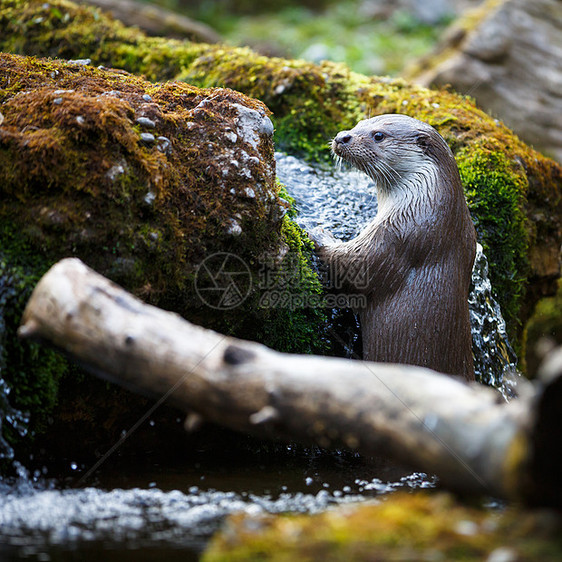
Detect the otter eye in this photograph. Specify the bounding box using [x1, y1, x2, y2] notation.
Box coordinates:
[373, 131, 385, 142]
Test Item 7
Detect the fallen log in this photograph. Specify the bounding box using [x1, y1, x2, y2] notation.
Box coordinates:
[18, 258, 562, 505]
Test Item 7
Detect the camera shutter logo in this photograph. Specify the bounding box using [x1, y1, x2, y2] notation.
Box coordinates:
[194, 253, 252, 310]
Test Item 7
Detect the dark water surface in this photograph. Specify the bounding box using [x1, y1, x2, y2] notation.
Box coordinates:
[0, 443, 435, 561]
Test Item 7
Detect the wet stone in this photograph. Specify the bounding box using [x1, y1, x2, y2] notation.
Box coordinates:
[233, 103, 274, 150]
[156, 136, 171, 153]
[106, 164, 125, 181]
[144, 191, 156, 205]
[136, 117, 156, 128]
[139, 133, 155, 144]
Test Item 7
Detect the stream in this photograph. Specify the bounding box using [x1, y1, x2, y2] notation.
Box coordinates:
[0, 153, 517, 560]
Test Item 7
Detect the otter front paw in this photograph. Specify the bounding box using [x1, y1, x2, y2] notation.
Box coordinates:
[308, 226, 339, 249]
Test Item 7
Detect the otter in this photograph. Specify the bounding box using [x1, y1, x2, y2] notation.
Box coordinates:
[312, 114, 477, 380]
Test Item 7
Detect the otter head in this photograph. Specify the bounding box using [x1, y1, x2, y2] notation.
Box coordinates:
[332, 114, 454, 193]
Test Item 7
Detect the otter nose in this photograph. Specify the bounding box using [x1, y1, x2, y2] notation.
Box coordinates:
[334, 131, 352, 145]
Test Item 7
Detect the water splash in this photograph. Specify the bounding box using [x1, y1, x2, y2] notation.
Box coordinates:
[276, 152, 520, 394]
[0, 379, 29, 460]
[469, 244, 520, 398]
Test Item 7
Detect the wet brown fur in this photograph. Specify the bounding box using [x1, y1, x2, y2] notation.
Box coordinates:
[319, 114, 477, 380]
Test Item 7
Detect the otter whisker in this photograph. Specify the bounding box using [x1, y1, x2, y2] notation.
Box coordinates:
[333, 154, 345, 171]
[371, 160, 395, 191]
[378, 160, 400, 184]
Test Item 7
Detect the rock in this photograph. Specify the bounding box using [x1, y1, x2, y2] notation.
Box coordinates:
[156, 135, 171, 153]
[139, 132, 155, 143]
[205, 492, 562, 561]
[226, 218, 243, 236]
[407, 0, 562, 164]
[0, 53, 280, 300]
[232, 103, 275, 151]
[0, 52, 325, 459]
[68, 58, 91, 65]
[135, 116, 156, 128]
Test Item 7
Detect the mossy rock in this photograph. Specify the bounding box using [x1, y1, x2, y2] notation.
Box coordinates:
[0, 52, 325, 458]
[2, 0, 561, 347]
[204, 492, 562, 561]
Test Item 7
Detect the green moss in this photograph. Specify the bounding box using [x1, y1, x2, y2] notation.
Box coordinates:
[180, 51, 366, 161]
[204, 492, 562, 561]
[0, 0, 205, 80]
[256, 215, 328, 354]
[0, 226, 68, 450]
[459, 141, 529, 334]
[276, 181, 297, 219]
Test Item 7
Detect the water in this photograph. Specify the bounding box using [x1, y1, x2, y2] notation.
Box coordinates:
[276, 153, 378, 239]
[469, 245, 519, 398]
[276, 152, 520, 396]
[0, 152, 517, 560]
[0, 451, 435, 560]
[0, 377, 28, 461]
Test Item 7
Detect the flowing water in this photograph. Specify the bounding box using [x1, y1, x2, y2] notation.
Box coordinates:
[0, 153, 517, 560]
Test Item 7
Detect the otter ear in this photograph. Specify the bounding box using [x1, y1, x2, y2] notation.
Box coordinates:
[415, 132, 431, 154]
